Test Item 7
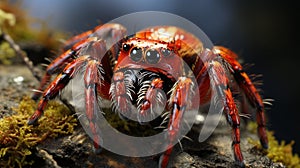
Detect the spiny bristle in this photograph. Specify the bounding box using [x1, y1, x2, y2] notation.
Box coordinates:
[161, 111, 170, 118]
[178, 140, 183, 151]
[109, 83, 115, 95]
[109, 83, 116, 112]
[182, 135, 193, 142]
[111, 100, 117, 113]
[76, 113, 85, 120]
[31, 89, 43, 93]
[109, 53, 117, 68]
[44, 57, 52, 63]
[253, 80, 263, 86]
[263, 101, 273, 106]
[154, 125, 166, 129]
[98, 66, 104, 74]
[137, 82, 150, 106]
[156, 92, 166, 104]
[41, 63, 49, 67]
[138, 71, 157, 84]
[239, 113, 251, 119]
[249, 74, 263, 80]
[168, 81, 179, 108]
[160, 111, 170, 126]
[243, 63, 255, 70]
[264, 98, 275, 102]
[124, 84, 133, 101]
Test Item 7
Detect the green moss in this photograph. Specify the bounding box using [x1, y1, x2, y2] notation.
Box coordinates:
[0, 96, 77, 168]
[248, 122, 300, 168]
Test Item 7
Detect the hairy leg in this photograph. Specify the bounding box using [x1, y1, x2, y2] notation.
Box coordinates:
[32, 38, 98, 100]
[159, 77, 194, 168]
[84, 60, 105, 153]
[28, 56, 88, 124]
[214, 46, 268, 149]
[209, 59, 245, 167]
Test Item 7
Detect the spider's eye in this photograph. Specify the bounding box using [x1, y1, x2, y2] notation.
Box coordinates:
[145, 49, 160, 64]
[161, 48, 171, 57]
[130, 47, 143, 62]
[122, 43, 130, 51]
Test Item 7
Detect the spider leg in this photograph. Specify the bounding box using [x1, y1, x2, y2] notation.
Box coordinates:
[84, 59, 104, 153]
[214, 46, 268, 149]
[28, 56, 88, 124]
[32, 37, 98, 100]
[137, 78, 164, 123]
[33, 23, 125, 100]
[209, 60, 245, 167]
[63, 30, 93, 51]
[159, 77, 194, 168]
[64, 23, 126, 51]
[193, 49, 215, 105]
[82, 39, 113, 152]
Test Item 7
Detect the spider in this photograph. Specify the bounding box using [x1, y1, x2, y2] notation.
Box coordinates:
[27, 23, 268, 168]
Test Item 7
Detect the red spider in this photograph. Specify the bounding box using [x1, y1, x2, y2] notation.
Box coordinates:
[28, 23, 268, 168]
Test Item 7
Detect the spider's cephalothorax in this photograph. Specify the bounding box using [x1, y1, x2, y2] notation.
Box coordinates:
[28, 23, 268, 168]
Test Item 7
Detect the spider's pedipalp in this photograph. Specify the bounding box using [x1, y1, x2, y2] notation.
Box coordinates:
[110, 71, 133, 116]
[137, 78, 165, 123]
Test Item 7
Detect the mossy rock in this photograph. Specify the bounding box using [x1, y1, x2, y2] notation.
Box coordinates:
[0, 96, 77, 167]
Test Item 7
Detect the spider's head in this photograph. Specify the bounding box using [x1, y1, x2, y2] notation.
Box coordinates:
[122, 38, 176, 63]
[114, 37, 184, 79]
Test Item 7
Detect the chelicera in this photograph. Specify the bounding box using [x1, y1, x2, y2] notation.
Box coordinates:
[27, 23, 268, 168]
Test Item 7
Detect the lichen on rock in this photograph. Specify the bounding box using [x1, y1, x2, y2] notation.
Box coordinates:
[248, 122, 300, 168]
[0, 96, 77, 167]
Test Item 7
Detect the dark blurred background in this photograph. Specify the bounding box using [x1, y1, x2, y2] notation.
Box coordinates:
[19, 1, 299, 153]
